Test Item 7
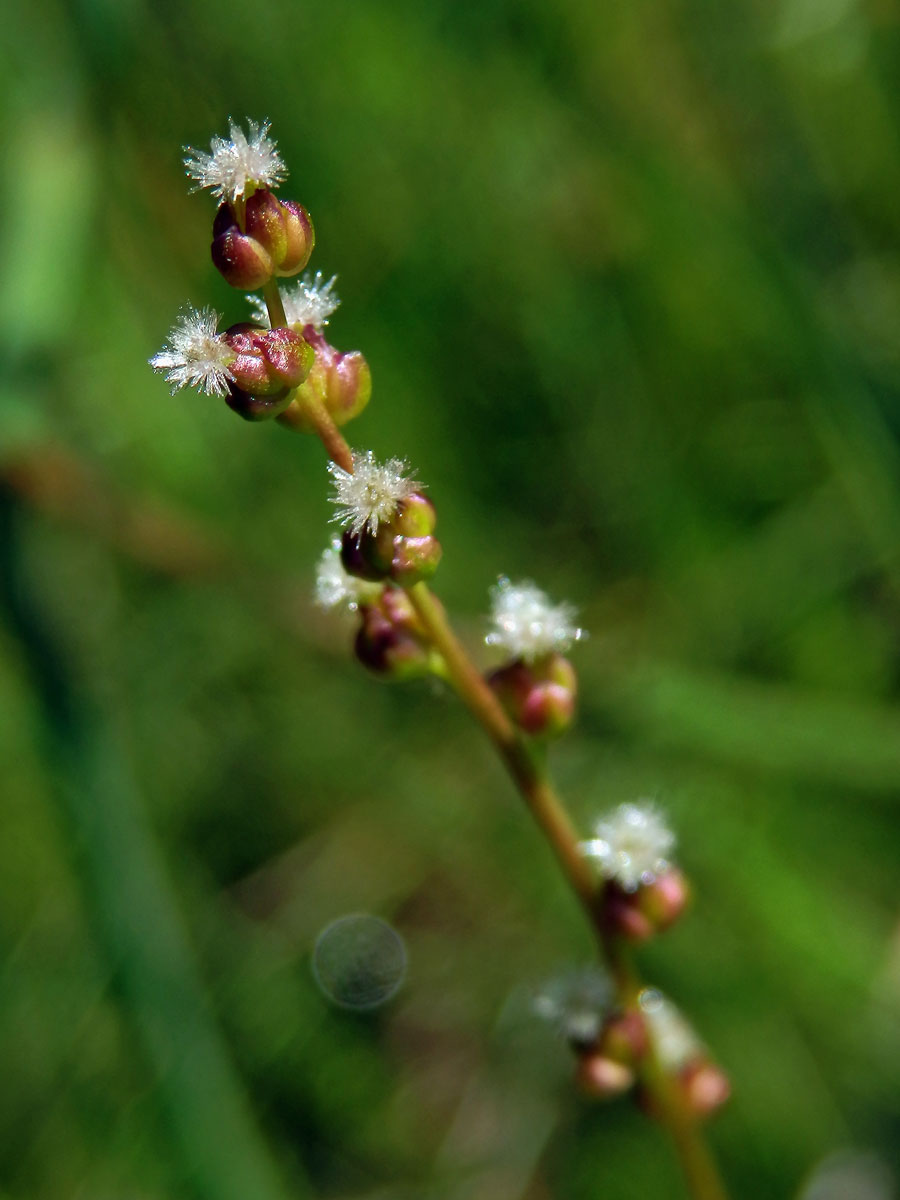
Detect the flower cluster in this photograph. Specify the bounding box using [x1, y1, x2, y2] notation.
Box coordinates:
[151, 120, 369, 436]
[152, 121, 730, 1145]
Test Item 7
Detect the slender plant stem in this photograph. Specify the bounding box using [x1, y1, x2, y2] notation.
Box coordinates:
[261, 277, 288, 329]
[406, 579, 731, 1200]
[407, 581, 598, 909]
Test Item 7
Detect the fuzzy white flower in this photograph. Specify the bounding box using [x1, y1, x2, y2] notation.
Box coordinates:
[149, 305, 234, 396]
[579, 802, 675, 891]
[248, 271, 340, 331]
[533, 966, 612, 1045]
[328, 450, 422, 538]
[315, 540, 382, 613]
[183, 119, 286, 202]
[485, 578, 584, 663]
[638, 988, 702, 1070]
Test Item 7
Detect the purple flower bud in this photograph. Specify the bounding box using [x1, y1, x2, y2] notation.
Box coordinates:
[341, 530, 388, 582]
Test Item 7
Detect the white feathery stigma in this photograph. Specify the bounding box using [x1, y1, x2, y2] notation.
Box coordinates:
[328, 450, 422, 538]
[183, 119, 287, 202]
[314, 540, 382, 614]
[533, 966, 613, 1045]
[249, 271, 340, 330]
[579, 802, 675, 891]
[485, 578, 584, 662]
[638, 988, 703, 1070]
[149, 305, 234, 396]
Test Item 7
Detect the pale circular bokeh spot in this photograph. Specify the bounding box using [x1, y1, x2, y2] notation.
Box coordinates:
[312, 913, 407, 1011]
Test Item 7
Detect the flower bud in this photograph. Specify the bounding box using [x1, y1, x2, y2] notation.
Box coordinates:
[244, 190, 314, 277]
[596, 1009, 649, 1066]
[601, 867, 691, 943]
[576, 1052, 634, 1100]
[287, 328, 371, 430]
[635, 867, 690, 932]
[223, 323, 314, 395]
[211, 191, 314, 290]
[678, 1060, 731, 1118]
[341, 493, 442, 588]
[354, 588, 435, 680]
[225, 387, 291, 422]
[211, 205, 274, 290]
[488, 653, 577, 737]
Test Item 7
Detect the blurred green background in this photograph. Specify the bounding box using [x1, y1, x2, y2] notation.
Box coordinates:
[2, 0, 899, 1197]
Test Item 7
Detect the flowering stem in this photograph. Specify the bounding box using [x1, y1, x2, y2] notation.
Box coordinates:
[603, 938, 730, 1200]
[408, 581, 598, 911]
[407, 579, 731, 1200]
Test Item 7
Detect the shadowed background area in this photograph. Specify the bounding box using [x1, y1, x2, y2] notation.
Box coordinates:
[1, 0, 899, 1197]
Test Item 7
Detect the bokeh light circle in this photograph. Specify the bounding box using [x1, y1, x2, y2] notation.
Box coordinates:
[312, 913, 407, 1011]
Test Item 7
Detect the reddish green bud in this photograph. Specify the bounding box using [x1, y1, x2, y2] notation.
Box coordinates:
[576, 1053, 634, 1100]
[392, 491, 436, 537]
[354, 588, 434, 680]
[340, 493, 442, 587]
[596, 1009, 649, 1066]
[211, 192, 314, 290]
[635, 867, 690, 932]
[601, 867, 690, 943]
[211, 205, 274, 290]
[244, 191, 314, 277]
[289, 329, 371, 430]
[223, 323, 314, 395]
[679, 1060, 731, 1118]
[488, 653, 577, 737]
